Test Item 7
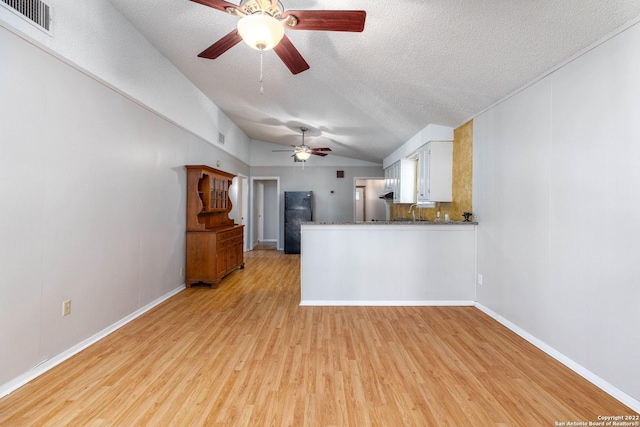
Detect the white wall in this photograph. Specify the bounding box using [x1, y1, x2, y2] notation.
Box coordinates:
[0, 0, 250, 164]
[0, 22, 248, 391]
[474, 21, 640, 405]
[250, 166, 384, 248]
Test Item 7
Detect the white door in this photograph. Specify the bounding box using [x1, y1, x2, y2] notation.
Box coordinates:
[257, 182, 264, 242]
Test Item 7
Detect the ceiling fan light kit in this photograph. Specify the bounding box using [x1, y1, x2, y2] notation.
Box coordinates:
[295, 147, 311, 161]
[237, 12, 284, 51]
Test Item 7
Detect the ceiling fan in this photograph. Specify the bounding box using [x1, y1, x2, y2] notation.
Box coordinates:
[190, 0, 366, 74]
[273, 127, 332, 161]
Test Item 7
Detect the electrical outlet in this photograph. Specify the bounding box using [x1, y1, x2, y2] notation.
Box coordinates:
[477, 274, 483, 286]
[62, 300, 71, 316]
[180, 267, 185, 277]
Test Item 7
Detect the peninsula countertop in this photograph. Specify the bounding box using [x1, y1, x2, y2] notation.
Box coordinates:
[300, 220, 477, 304]
[301, 221, 478, 225]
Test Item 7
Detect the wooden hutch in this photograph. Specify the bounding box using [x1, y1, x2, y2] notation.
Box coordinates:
[185, 165, 244, 287]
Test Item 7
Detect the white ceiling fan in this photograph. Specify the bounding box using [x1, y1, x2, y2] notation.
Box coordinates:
[272, 127, 332, 165]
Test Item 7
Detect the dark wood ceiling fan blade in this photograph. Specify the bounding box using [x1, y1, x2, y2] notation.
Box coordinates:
[282, 10, 366, 32]
[189, 0, 240, 13]
[198, 30, 242, 59]
[273, 35, 310, 75]
[312, 147, 332, 152]
[311, 152, 328, 157]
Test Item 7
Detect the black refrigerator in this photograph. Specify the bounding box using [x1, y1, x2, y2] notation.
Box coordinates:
[284, 191, 313, 254]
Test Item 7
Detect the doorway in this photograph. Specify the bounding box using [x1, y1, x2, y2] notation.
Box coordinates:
[354, 178, 387, 221]
[250, 177, 280, 250]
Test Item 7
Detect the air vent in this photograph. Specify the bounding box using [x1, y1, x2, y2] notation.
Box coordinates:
[218, 132, 225, 145]
[1, 0, 51, 34]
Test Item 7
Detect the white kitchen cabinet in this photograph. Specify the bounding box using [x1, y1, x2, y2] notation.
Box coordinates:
[386, 159, 416, 203]
[384, 164, 393, 193]
[417, 141, 453, 203]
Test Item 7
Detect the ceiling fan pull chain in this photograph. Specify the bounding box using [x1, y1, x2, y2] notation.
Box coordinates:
[259, 49, 264, 95]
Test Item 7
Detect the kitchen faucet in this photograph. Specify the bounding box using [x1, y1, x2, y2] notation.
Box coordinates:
[408, 204, 418, 220]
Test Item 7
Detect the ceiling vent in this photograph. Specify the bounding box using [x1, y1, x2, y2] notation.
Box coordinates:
[218, 132, 225, 145]
[1, 0, 51, 35]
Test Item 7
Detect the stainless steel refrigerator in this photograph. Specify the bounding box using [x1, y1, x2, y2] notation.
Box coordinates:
[284, 191, 313, 254]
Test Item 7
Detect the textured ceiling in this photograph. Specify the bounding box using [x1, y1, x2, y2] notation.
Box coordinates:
[106, 0, 640, 163]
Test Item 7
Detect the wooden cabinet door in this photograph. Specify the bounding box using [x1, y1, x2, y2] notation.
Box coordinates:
[187, 232, 219, 286]
[226, 247, 237, 274]
[216, 248, 227, 280]
[417, 149, 430, 203]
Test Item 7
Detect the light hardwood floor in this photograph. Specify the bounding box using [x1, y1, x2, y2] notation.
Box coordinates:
[0, 250, 636, 426]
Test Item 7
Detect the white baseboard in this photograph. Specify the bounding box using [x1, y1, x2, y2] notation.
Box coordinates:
[299, 300, 475, 307]
[0, 284, 185, 399]
[475, 303, 640, 413]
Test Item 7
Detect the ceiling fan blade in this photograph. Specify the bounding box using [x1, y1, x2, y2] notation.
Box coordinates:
[311, 152, 328, 157]
[273, 35, 310, 75]
[189, 0, 240, 13]
[282, 10, 366, 32]
[198, 30, 242, 59]
[312, 147, 332, 152]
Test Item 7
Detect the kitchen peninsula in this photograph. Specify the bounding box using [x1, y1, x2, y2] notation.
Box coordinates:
[300, 221, 478, 306]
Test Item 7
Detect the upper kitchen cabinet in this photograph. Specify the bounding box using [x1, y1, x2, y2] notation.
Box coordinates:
[383, 165, 394, 193]
[417, 141, 453, 203]
[385, 159, 417, 203]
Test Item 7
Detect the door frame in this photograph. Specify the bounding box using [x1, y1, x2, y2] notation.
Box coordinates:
[250, 176, 281, 251]
[230, 174, 250, 251]
[237, 174, 250, 252]
[242, 175, 250, 252]
[355, 185, 366, 222]
[256, 182, 265, 242]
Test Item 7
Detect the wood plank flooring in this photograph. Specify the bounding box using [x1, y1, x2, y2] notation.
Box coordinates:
[0, 250, 636, 426]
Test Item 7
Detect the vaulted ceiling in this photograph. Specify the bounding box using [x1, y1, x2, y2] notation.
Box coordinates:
[107, 0, 640, 163]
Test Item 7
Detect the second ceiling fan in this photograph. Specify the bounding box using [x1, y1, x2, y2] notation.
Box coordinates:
[190, 0, 366, 74]
[273, 127, 331, 161]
